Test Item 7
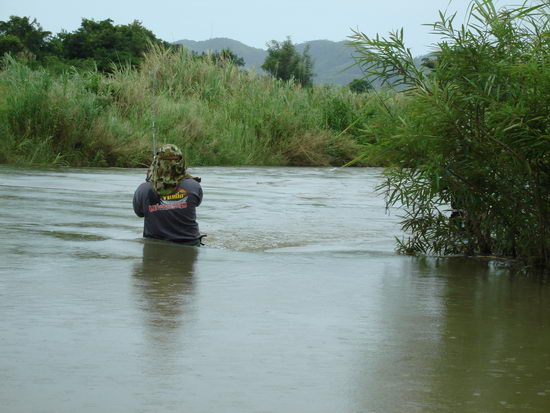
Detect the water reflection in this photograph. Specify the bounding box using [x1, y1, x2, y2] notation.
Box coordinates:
[352, 258, 550, 413]
[431, 258, 550, 412]
[132, 241, 199, 337]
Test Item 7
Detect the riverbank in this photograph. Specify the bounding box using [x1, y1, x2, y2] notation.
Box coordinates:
[0, 47, 388, 168]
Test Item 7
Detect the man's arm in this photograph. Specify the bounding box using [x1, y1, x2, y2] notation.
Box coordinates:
[133, 184, 145, 217]
[196, 185, 203, 207]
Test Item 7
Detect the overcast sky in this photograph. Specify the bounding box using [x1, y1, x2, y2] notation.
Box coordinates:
[0, 0, 519, 54]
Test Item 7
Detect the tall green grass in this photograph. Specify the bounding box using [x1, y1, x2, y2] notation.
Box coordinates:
[0, 47, 377, 167]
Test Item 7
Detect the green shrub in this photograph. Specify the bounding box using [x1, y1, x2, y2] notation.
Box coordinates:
[349, 0, 550, 267]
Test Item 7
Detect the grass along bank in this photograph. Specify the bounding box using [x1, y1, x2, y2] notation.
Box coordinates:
[0, 46, 380, 167]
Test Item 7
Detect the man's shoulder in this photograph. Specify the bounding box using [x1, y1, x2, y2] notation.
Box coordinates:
[180, 178, 202, 190]
[135, 181, 154, 195]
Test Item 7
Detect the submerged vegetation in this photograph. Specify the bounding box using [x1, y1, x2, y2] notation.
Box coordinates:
[349, 0, 549, 268]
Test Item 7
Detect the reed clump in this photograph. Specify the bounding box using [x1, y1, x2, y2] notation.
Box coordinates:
[0, 46, 374, 167]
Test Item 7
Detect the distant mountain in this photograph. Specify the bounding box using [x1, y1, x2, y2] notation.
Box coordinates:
[174, 37, 267, 69]
[174, 37, 366, 86]
[173, 37, 427, 88]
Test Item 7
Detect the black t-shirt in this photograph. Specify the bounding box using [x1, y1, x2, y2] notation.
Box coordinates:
[133, 178, 203, 241]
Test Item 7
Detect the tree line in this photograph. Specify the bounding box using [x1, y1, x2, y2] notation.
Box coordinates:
[0, 16, 168, 72]
[0, 16, 324, 88]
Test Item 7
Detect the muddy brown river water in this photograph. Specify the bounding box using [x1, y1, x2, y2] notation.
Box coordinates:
[0, 166, 549, 413]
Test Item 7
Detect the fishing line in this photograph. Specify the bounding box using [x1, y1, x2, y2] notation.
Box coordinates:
[151, 68, 158, 157]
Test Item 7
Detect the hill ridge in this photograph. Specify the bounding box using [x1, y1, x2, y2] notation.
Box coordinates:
[173, 37, 365, 86]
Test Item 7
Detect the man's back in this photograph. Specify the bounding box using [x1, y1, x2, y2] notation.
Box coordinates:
[133, 177, 203, 242]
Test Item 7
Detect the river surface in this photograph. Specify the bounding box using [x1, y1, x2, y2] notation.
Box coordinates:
[0, 166, 549, 413]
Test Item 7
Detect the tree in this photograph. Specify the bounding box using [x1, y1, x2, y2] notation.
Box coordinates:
[348, 78, 372, 93]
[0, 35, 24, 57]
[0, 16, 52, 59]
[59, 18, 168, 71]
[201, 48, 245, 67]
[262, 38, 314, 87]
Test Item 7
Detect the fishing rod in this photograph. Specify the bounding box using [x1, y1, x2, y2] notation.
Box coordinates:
[151, 68, 158, 157]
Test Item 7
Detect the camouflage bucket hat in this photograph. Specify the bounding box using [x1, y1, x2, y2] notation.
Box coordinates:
[147, 144, 189, 197]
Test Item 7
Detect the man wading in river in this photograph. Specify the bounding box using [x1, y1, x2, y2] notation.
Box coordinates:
[133, 144, 204, 246]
